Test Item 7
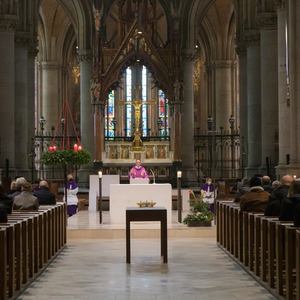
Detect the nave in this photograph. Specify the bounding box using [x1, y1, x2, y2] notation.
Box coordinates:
[18, 237, 274, 300]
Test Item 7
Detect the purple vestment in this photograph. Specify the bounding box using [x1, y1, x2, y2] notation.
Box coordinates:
[129, 165, 148, 178]
[65, 180, 78, 190]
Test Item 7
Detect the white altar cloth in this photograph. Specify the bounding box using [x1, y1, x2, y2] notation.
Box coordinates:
[89, 175, 120, 212]
[109, 183, 172, 224]
[172, 189, 191, 211]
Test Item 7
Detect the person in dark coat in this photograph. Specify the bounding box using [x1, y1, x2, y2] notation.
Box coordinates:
[0, 184, 13, 214]
[240, 176, 270, 212]
[0, 206, 7, 223]
[33, 180, 56, 205]
[280, 180, 300, 222]
[265, 175, 294, 217]
[262, 176, 273, 193]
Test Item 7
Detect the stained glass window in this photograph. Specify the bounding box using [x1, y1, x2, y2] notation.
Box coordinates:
[142, 65, 148, 136]
[105, 90, 115, 138]
[125, 67, 132, 137]
[158, 90, 169, 137]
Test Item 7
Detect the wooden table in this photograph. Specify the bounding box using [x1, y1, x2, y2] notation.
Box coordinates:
[126, 207, 168, 264]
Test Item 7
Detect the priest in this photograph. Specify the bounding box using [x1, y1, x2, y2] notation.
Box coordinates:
[129, 159, 148, 179]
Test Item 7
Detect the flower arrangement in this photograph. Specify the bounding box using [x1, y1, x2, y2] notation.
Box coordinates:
[183, 190, 213, 227]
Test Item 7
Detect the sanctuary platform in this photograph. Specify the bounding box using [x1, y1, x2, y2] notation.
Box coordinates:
[67, 210, 216, 239]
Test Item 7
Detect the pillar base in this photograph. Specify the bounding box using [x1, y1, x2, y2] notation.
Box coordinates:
[181, 167, 197, 187]
[275, 164, 289, 178]
[78, 165, 95, 187]
[258, 164, 276, 178]
[245, 166, 261, 178]
[278, 163, 300, 178]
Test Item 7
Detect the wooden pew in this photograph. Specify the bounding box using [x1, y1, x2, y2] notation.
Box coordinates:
[0, 228, 7, 300]
[296, 230, 300, 300]
[217, 200, 300, 300]
[0, 203, 66, 300]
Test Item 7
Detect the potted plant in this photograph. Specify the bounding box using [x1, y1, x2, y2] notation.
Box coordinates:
[183, 191, 213, 227]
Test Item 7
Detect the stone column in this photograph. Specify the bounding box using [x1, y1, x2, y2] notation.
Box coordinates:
[94, 104, 104, 162]
[171, 101, 182, 161]
[181, 53, 196, 180]
[40, 61, 61, 131]
[276, 0, 289, 175]
[78, 50, 93, 167]
[14, 36, 29, 171]
[236, 43, 248, 168]
[286, 0, 300, 175]
[213, 60, 234, 130]
[258, 13, 279, 173]
[245, 33, 262, 176]
[0, 17, 17, 169]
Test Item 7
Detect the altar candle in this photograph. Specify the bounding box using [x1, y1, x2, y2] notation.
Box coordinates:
[98, 171, 103, 179]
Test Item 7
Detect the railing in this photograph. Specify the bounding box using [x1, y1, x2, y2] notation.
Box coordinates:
[105, 135, 170, 142]
[0, 203, 67, 300]
[216, 200, 300, 299]
[194, 128, 243, 180]
[31, 134, 79, 182]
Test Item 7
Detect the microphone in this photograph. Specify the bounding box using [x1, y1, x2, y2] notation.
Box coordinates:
[149, 169, 156, 184]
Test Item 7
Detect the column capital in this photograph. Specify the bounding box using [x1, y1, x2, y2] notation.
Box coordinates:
[15, 32, 31, 46]
[0, 16, 18, 32]
[78, 50, 93, 62]
[275, 0, 287, 9]
[40, 61, 61, 70]
[235, 42, 247, 56]
[257, 12, 277, 30]
[212, 60, 235, 69]
[244, 31, 260, 47]
[181, 50, 196, 62]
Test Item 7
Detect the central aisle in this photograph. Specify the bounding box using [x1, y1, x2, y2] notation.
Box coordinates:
[18, 238, 274, 300]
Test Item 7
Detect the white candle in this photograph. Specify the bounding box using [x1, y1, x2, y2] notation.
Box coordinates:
[98, 171, 103, 179]
[294, 175, 297, 179]
[177, 171, 182, 178]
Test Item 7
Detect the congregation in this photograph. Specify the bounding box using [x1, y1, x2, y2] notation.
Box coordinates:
[234, 174, 300, 226]
[0, 177, 56, 223]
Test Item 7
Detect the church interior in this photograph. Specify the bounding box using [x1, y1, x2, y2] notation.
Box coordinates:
[0, 0, 299, 299]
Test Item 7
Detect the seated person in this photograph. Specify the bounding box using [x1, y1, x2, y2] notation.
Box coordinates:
[235, 177, 250, 202]
[262, 175, 273, 193]
[7, 177, 27, 200]
[129, 159, 148, 179]
[280, 179, 300, 222]
[0, 184, 13, 214]
[265, 175, 293, 217]
[13, 181, 39, 211]
[33, 180, 56, 205]
[240, 176, 270, 212]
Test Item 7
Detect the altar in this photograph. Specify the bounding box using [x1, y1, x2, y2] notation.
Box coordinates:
[109, 183, 172, 225]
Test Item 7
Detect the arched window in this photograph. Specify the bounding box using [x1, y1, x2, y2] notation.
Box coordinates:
[158, 90, 169, 137]
[105, 90, 116, 138]
[125, 67, 132, 137]
[104, 65, 170, 140]
[142, 65, 148, 136]
[105, 90, 115, 138]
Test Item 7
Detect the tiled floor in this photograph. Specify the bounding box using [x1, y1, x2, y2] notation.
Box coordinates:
[18, 238, 275, 300]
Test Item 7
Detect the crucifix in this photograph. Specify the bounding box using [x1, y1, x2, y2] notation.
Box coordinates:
[120, 85, 156, 151]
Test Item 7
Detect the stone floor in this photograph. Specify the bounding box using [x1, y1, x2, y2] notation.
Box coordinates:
[18, 238, 275, 300]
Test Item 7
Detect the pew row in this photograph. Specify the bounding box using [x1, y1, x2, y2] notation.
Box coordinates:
[0, 203, 67, 300]
[216, 200, 300, 300]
